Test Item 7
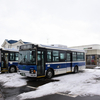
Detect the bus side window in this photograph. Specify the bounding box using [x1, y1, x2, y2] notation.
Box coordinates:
[77, 52, 84, 61]
[67, 53, 71, 62]
[15, 53, 18, 61]
[52, 51, 59, 62]
[10, 53, 14, 61]
[60, 52, 66, 62]
[72, 52, 77, 61]
[47, 50, 52, 62]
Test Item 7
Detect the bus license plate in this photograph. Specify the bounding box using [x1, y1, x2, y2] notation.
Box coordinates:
[21, 73, 26, 76]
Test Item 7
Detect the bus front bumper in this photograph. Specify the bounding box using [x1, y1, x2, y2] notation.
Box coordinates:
[17, 70, 37, 77]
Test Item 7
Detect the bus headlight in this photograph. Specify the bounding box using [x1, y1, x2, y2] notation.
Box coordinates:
[30, 69, 36, 74]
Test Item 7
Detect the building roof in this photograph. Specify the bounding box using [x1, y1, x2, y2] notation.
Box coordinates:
[6, 39, 30, 44]
[23, 42, 30, 44]
[7, 40, 18, 44]
[69, 44, 100, 48]
[1, 39, 31, 48]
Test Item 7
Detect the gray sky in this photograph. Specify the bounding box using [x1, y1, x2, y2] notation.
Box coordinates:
[0, 0, 100, 47]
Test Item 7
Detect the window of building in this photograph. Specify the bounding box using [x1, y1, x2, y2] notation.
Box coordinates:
[86, 55, 96, 65]
[8, 45, 11, 48]
[17, 46, 19, 49]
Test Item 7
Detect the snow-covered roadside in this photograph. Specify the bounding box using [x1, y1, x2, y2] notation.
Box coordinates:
[18, 69, 100, 100]
[0, 73, 27, 87]
[0, 69, 100, 100]
[95, 66, 100, 69]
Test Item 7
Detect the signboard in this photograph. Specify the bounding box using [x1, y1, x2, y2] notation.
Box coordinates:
[84, 47, 92, 50]
[20, 44, 34, 50]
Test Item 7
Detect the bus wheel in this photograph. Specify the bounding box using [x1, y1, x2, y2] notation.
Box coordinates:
[74, 66, 78, 73]
[9, 66, 16, 73]
[46, 69, 53, 79]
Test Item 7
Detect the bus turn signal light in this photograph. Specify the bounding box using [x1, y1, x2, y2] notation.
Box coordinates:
[33, 70, 36, 74]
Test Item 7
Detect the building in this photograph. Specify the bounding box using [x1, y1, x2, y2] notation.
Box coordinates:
[69, 44, 100, 68]
[1, 39, 31, 50]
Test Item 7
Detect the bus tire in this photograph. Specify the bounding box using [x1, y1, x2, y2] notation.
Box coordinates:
[46, 69, 53, 79]
[74, 66, 78, 73]
[9, 66, 16, 73]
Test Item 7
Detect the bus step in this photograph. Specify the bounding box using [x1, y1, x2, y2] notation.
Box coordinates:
[1, 68, 8, 73]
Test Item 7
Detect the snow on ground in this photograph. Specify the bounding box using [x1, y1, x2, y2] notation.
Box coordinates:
[0, 73, 27, 87]
[95, 66, 100, 69]
[0, 69, 100, 100]
[18, 69, 100, 100]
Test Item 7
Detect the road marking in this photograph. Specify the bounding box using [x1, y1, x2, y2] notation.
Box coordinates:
[27, 86, 37, 89]
[56, 92, 78, 98]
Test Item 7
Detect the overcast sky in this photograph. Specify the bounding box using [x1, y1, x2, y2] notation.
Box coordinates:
[0, 0, 100, 47]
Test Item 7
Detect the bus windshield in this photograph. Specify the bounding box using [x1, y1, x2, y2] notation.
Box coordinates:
[19, 50, 36, 65]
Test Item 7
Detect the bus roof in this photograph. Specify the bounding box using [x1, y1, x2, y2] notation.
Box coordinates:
[20, 44, 85, 53]
[39, 44, 85, 52]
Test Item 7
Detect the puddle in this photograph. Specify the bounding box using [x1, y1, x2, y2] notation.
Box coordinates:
[0, 78, 59, 100]
[0, 84, 35, 100]
[27, 78, 59, 87]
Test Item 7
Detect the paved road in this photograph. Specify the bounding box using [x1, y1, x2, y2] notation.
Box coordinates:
[1, 92, 100, 100]
[24, 94, 100, 100]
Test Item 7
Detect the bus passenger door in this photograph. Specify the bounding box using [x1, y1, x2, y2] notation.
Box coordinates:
[37, 50, 45, 76]
[0, 50, 1, 73]
[1, 53, 8, 72]
[66, 52, 72, 72]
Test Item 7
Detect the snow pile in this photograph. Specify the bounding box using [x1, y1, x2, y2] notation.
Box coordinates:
[0, 73, 27, 87]
[95, 66, 100, 69]
[18, 69, 100, 100]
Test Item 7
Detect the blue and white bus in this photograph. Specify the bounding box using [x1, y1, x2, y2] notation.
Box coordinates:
[0, 48, 19, 73]
[18, 44, 86, 78]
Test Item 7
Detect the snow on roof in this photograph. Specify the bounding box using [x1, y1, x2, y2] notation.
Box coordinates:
[19, 43, 85, 52]
[6, 39, 30, 44]
[39, 44, 85, 52]
[69, 44, 100, 48]
[23, 42, 31, 44]
[3, 48, 19, 52]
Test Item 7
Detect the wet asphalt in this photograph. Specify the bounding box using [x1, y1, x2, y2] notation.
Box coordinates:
[24, 94, 100, 100]
[0, 77, 60, 100]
